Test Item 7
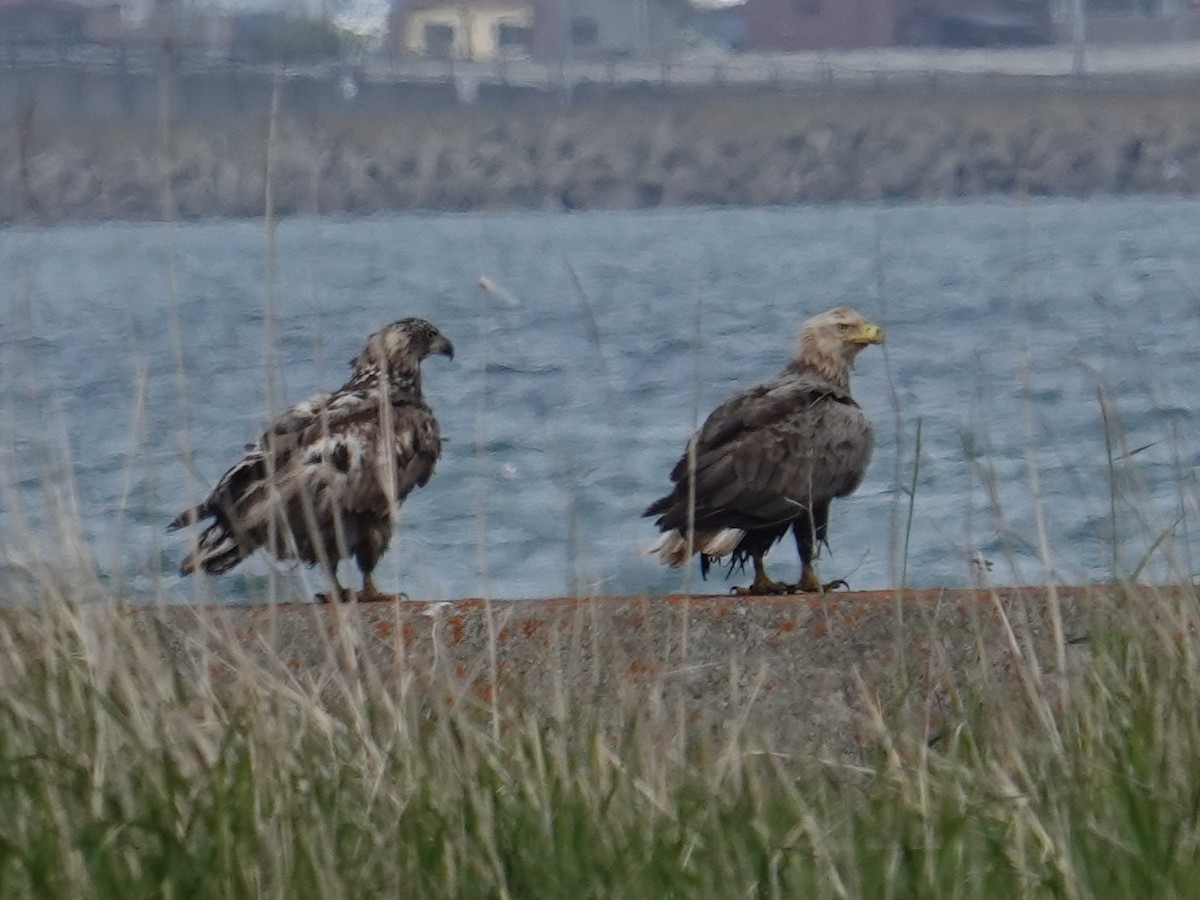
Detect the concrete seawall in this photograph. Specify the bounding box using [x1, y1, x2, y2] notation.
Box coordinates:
[117, 586, 1124, 759]
[6, 68, 1200, 223]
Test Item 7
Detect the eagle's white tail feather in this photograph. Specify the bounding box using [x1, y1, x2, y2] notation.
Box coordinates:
[646, 527, 745, 567]
[646, 532, 685, 566]
[701, 527, 745, 558]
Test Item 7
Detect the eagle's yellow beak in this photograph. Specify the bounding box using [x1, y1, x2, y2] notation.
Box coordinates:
[847, 321, 885, 346]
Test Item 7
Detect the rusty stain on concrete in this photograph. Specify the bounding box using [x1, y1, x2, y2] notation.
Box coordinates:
[46, 584, 1182, 760]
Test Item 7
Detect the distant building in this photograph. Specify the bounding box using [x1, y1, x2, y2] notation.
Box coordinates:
[389, 0, 548, 59]
[905, 0, 1053, 46]
[0, 0, 95, 48]
[735, 0, 1058, 51]
[740, 0, 906, 52]
[0, 0, 238, 57]
[734, 0, 1200, 52]
[559, 0, 684, 57]
[1054, 0, 1200, 43]
[687, 4, 747, 52]
[386, 0, 684, 60]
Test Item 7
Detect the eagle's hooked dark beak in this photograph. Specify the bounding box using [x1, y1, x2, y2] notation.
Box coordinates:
[430, 334, 454, 360]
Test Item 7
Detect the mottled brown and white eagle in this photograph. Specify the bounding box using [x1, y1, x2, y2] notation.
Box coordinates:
[168, 318, 453, 602]
[645, 307, 883, 595]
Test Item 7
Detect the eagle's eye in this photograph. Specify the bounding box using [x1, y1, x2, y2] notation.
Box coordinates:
[837, 322, 852, 332]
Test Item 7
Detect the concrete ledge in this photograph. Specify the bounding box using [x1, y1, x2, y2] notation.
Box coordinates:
[108, 585, 1144, 760]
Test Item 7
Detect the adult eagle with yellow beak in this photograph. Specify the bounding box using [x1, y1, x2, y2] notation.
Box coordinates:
[645, 307, 884, 595]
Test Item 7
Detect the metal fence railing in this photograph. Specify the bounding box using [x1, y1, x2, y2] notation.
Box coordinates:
[6, 40, 1200, 93]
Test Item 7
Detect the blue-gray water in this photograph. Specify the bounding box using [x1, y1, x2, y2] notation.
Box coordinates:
[3, 198, 1199, 602]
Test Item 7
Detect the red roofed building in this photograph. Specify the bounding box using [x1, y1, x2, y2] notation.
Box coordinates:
[741, 0, 908, 52]
[738, 0, 1054, 51]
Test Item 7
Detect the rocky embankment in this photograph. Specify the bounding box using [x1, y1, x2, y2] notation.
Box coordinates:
[5, 77, 1200, 223]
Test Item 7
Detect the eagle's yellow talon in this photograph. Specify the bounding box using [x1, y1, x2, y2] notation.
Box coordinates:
[731, 560, 793, 595]
[354, 585, 406, 603]
[791, 567, 849, 594]
[732, 583, 791, 596]
[793, 565, 824, 593]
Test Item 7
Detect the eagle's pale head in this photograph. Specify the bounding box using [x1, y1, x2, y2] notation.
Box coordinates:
[352, 318, 455, 375]
[795, 307, 884, 388]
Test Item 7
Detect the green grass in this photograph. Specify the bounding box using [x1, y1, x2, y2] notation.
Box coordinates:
[0, 586, 1198, 898]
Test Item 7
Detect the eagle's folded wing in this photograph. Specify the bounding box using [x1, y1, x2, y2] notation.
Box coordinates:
[658, 377, 871, 531]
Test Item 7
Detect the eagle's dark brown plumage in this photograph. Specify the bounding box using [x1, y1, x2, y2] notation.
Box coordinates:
[168, 318, 453, 602]
[645, 307, 883, 595]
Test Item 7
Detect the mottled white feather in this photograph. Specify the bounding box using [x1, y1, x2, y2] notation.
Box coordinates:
[169, 318, 453, 598]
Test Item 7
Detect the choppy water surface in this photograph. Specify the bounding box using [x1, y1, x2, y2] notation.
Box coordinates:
[3, 198, 1200, 602]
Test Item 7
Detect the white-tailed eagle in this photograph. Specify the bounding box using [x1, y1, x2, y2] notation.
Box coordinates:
[645, 306, 883, 594]
[169, 318, 453, 602]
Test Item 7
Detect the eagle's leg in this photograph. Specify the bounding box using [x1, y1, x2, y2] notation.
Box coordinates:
[795, 563, 845, 594]
[353, 539, 405, 602]
[357, 572, 402, 603]
[733, 554, 792, 596]
[794, 561, 849, 594]
[314, 569, 353, 604]
[790, 505, 848, 593]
